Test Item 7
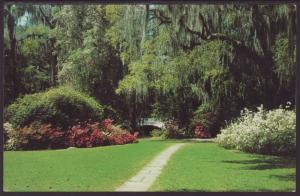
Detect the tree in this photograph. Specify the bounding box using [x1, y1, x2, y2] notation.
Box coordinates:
[115, 4, 296, 129]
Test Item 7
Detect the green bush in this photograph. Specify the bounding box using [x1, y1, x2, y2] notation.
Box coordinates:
[216, 103, 295, 156]
[103, 105, 122, 124]
[5, 86, 104, 129]
[162, 121, 187, 139]
[150, 129, 165, 137]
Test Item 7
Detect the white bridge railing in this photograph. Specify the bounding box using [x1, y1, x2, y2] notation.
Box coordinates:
[139, 118, 165, 129]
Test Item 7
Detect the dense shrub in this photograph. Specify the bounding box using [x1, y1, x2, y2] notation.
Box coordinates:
[150, 129, 165, 137]
[5, 86, 104, 129]
[6, 118, 138, 150]
[103, 105, 122, 124]
[101, 119, 138, 145]
[194, 123, 212, 138]
[67, 122, 107, 148]
[4, 122, 19, 150]
[108, 132, 137, 145]
[191, 111, 218, 137]
[163, 121, 186, 139]
[216, 104, 296, 156]
[17, 121, 67, 150]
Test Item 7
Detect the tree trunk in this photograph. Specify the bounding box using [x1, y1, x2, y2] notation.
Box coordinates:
[7, 6, 19, 101]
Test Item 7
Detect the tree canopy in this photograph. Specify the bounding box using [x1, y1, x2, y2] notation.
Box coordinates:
[4, 3, 296, 131]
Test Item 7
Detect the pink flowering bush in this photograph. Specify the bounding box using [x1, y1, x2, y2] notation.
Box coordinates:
[68, 119, 137, 148]
[194, 122, 212, 138]
[8, 118, 138, 150]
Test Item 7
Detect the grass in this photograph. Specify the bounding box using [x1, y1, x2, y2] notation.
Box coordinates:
[3, 139, 173, 192]
[4, 138, 296, 192]
[149, 141, 296, 192]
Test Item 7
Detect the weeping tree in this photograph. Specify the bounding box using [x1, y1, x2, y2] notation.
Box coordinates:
[53, 5, 128, 124]
[4, 4, 60, 105]
[115, 4, 296, 129]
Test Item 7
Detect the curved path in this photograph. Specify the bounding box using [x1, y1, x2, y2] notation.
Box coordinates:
[115, 143, 185, 192]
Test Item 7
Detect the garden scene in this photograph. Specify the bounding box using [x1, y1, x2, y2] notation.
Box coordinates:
[3, 3, 296, 192]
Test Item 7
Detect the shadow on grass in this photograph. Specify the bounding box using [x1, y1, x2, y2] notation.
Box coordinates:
[222, 156, 296, 170]
[270, 174, 296, 182]
[146, 138, 215, 144]
[153, 188, 294, 192]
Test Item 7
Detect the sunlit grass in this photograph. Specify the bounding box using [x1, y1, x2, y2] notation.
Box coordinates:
[4, 139, 173, 192]
[150, 141, 295, 192]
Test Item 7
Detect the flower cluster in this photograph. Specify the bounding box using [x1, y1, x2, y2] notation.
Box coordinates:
[191, 111, 218, 138]
[101, 118, 113, 130]
[5, 118, 138, 150]
[16, 121, 67, 150]
[66, 119, 138, 148]
[194, 123, 211, 138]
[216, 104, 296, 155]
[67, 122, 105, 148]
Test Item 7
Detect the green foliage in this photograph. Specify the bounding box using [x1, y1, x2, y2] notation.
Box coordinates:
[150, 129, 165, 138]
[216, 104, 296, 156]
[273, 33, 296, 86]
[4, 4, 296, 137]
[5, 86, 104, 129]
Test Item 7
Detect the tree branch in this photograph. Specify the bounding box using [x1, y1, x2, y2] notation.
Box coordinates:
[39, 6, 54, 29]
[149, 9, 171, 25]
[148, 8, 267, 66]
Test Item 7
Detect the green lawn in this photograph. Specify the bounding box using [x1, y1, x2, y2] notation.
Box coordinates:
[4, 139, 296, 192]
[4, 139, 173, 192]
[150, 141, 296, 192]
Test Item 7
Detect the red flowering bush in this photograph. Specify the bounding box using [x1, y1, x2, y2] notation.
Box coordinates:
[163, 121, 185, 139]
[101, 118, 113, 130]
[192, 111, 218, 138]
[17, 121, 67, 150]
[107, 124, 137, 145]
[68, 119, 137, 148]
[11, 119, 137, 150]
[108, 133, 137, 145]
[67, 122, 106, 148]
[194, 122, 212, 138]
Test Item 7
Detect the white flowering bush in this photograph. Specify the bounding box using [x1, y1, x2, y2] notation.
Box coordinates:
[216, 103, 295, 156]
[4, 122, 19, 150]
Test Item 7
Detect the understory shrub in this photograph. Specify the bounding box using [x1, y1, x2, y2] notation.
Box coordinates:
[216, 104, 295, 156]
[5, 86, 104, 129]
[4, 122, 19, 150]
[191, 111, 218, 138]
[150, 129, 165, 137]
[67, 122, 106, 148]
[194, 123, 212, 138]
[163, 121, 186, 139]
[4, 118, 137, 150]
[17, 121, 67, 150]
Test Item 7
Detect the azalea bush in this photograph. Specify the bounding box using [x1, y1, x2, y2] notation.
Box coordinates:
[194, 123, 212, 138]
[67, 122, 106, 148]
[191, 111, 218, 138]
[4, 118, 137, 150]
[163, 121, 186, 139]
[101, 119, 138, 145]
[216, 103, 296, 156]
[16, 121, 67, 150]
